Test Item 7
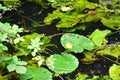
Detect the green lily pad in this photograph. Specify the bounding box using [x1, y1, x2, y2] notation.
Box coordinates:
[61, 33, 94, 53]
[46, 53, 79, 74]
[20, 67, 52, 80]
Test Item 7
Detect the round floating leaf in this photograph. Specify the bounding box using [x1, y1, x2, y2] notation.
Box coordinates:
[20, 67, 52, 80]
[46, 54, 79, 74]
[61, 33, 94, 53]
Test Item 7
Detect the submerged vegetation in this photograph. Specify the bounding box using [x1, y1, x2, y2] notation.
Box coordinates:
[0, 0, 120, 80]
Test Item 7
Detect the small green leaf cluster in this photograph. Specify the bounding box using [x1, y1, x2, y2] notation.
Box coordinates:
[0, 22, 23, 41]
[32, 55, 44, 66]
[27, 37, 44, 56]
[15, 33, 51, 56]
[7, 56, 27, 74]
[0, 22, 23, 52]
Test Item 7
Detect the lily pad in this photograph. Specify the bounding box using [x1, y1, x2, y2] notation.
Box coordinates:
[20, 67, 52, 80]
[61, 33, 94, 53]
[46, 53, 79, 74]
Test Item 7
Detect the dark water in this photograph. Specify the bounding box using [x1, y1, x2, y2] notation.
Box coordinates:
[2, 2, 120, 80]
